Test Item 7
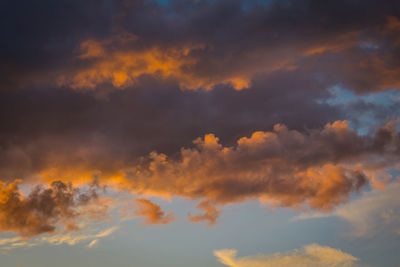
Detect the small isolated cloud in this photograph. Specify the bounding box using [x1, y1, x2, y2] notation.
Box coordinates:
[214, 244, 359, 267]
[295, 181, 400, 237]
[188, 201, 221, 226]
[131, 198, 175, 225]
[87, 239, 98, 248]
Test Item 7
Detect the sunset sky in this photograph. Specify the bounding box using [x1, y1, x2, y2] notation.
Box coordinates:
[1, 0, 400, 266]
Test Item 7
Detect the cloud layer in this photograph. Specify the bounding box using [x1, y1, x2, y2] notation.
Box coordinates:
[1, 119, 399, 230]
[2, 0, 400, 94]
[0, 0, 400, 253]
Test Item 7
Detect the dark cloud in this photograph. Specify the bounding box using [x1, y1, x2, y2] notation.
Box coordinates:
[0, 69, 339, 183]
[1, 0, 400, 92]
[0, 0, 114, 89]
[1, 0, 400, 229]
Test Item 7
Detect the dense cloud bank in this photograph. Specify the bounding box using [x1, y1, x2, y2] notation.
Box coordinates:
[0, 71, 340, 184]
[1, 0, 400, 236]
[1, 0, 400, 93]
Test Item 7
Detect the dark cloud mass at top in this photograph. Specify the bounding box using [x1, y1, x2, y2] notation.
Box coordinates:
[0, 0, 400, 236]
[1, 0, 400, 92]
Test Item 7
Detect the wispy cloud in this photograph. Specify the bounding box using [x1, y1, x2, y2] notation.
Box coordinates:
[214, 244, 359, 267]
[0, 225, 119, 251]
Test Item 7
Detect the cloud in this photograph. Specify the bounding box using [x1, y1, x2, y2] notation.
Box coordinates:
[119, 121, 399, 215]
[130, 198, 175, 225]
[0, 180, 108, 237]
[40, 225, 118, 246]
[188, 201, 221, 226]
[1, 0, 400, 232]
[214, 244, 359, 267]
[295, 181, 400, 237]
[0, 69, 341, 185]
[59, 39, 230, 90]
[87, 239, 98, 248]
[57, 33, 291, 91]
[56, 12, 400, 93]
[0, 119, 399, 227]
[2, 0, 400, 94]
[0, 225, 119, 250]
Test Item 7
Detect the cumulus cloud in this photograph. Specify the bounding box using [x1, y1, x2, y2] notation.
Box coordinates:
[0, 180, 107, 237]
[119, 121, 399, 219]
[130, 198, 175, 225]
[0, 119, 398, 227]
[214, 244, 359, 267]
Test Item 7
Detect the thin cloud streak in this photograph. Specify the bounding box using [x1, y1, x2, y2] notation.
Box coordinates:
[214, 244, 360, 267]
[0, 225, 119, 251]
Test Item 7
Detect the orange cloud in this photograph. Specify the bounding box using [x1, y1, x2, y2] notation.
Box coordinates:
[355, 57, 400, 90]
[214, 244, 359, 267]
[51, 19, 400, 94]
[384, 16, 400, 33]
[57, 26, 397, 94]
[58, 37, 251, 91]
[0, 180, 106, 237]
[303, 31, 360, 56]
[117, 121, 382, 215]
[1, 120, 399, 226]
[188, 201, 221, 226]
[131, 198, 175, 225]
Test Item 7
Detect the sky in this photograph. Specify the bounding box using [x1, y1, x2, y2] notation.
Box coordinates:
[0, 0, 400, 266]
